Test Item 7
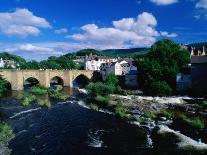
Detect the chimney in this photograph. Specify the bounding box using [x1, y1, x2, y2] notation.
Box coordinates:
[202, 46, 206, 56]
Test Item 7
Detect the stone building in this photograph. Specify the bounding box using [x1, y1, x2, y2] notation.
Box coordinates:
[190, 46, 207, 95]
[84, 53, 117, 71]
[100, 60, 138, 87]
[0, 58, 17, 69]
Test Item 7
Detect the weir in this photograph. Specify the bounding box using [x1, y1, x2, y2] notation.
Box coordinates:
[0, 69, 93, 90]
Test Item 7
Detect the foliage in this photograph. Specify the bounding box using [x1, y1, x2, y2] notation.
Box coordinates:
[115, 101, 130, 119]
[48, 86, 69, 100]
[148, 81, 172, 97]
[19, 55, 79, 70]
[31, 86, 48, 95]
[0, 52, 26, 64]
[144, 111, 157, 119]
[161, 109, 175, 119]
[105, 73, 119, 87]
[0, 122, 14, 155]
[37, 99, 51, 108]
[89, 103, 99, 111]
[95, 95, 110, 106]
[75, 49, 103, 56]
[86, 82, 115, 97]
[137, 39, 190, 96]
[0, 77, 10, 97]
[180, 114, 205, 129]
[21, 93, 37, 106]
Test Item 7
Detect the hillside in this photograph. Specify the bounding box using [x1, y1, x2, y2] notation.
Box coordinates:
[70, 48, 149, 58]
[101, 48, 149, 57]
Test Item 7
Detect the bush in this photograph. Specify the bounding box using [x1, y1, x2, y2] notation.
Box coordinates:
[21, 93, 36, 106]
[105, 73, 119, 87]
[180, 114, 205, 129]
[0, 78, 10, 97]
[144, 111, 157, 119]
[95, 95, 110, 106]
[161, 109, 175, 119]
[86, 82, 115, 97]
[90, 103, 99, 111]
[0, 122, 14, 154]
[31, 86, 48, 95]
[149, 81, 172, 96]
[37, 99, 51, 108]
[115, 101, 130, 119]
[48, 86, 69, 100]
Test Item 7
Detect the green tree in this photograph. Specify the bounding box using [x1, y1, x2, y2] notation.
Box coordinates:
[137, 39, 190, 96]
[105, 73, 119, 87]
[0, 76, 10, 97]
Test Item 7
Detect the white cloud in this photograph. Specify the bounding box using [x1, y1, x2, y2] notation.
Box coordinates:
[160, 31, 178, 37]
[68, 12, 177, 48]
[54, 28, 68, 34]
[0, 8, 51, 37]
[150, 0, 178, 5]
[196, 0, 207, 9]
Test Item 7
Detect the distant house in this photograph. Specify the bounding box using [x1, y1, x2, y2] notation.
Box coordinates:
[0, 58, 17, 69]
[84, 53, 118, 71]
[100, 60, 138, 87]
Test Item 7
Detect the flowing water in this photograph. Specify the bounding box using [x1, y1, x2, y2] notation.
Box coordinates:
[0, 88, 206, 155]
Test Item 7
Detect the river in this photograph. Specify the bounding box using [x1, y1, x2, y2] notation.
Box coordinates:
[0, 88, 206, 155]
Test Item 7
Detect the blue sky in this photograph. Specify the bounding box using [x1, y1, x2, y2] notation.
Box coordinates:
[0, 0, 207, 60]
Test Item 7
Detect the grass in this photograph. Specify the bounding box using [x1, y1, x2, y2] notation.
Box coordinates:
[0, 122, 14, 155]
[161, 109, 175, 119]
[21, 93, 36, 106]
[95, 95, 110, 106]
[144, 111, 157, 119]
[180, 114, 205, 129]
[30, 86, 48, 95]
[90, 103, 99, 111]
[114, 101, 131, 119]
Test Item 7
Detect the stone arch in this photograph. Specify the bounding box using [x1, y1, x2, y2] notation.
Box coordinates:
[73, 74, 90, 88]
[24, 77, 40, 89]
[50, 76, 64, 87]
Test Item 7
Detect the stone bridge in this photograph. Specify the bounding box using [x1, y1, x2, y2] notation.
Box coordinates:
[0, 70, 94, 90]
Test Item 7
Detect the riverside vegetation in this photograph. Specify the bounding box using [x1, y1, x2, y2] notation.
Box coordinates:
[17, 86, 69, 107]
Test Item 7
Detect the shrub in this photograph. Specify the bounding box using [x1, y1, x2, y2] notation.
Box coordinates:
[149, 81, 172, 97]
[115, 101, 130, 119]
[48, 86, 69, 100]
[90, 103, 99, 111]
[0, 122, 14, 154]
[144, 111, 157, 119]
[180, 114, 205, 129]
[105, 73, 119, 87]
[37, 99, 51, 108]
[21, 93, 36, 106]
[86, 82, 114, 97]
[31, 86, 48, 95]
[95, 95, 110, 106]
[161, 109, 175, 119]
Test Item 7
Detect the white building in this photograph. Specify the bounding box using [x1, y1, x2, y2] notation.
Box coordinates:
[0, 58, 17, 69]
[100, 60, 138, 87]
[84, 53, 118, 71]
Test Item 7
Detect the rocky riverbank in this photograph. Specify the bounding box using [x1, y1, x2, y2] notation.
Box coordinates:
[78, 89, 207, 152]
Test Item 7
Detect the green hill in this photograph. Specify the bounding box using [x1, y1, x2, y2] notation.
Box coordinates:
[101, 48, 149, 57]
[68, 48, 149, 58]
